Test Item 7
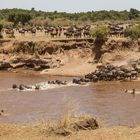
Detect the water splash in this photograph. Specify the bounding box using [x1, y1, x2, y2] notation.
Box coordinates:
[16, 81, 89, 92]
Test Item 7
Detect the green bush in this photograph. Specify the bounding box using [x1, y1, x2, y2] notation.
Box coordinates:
[124, 25, 140, 40]
[7, 11, 32, 25]
[0, 20, 13, 28]
[90, 26, 108, 41]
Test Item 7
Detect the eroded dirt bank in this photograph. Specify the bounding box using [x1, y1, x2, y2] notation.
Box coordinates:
[0, 38, 140, 76]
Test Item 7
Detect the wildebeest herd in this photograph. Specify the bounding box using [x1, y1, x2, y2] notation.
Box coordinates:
[3, 25, 91, 39]
[2, 23, 136, 39]
[12, 64, 140, 91]
[73, 64, 139, 84]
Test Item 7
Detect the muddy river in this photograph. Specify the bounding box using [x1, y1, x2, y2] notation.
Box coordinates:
[0, 72, 140, 126]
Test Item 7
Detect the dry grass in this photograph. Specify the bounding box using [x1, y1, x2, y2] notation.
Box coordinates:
[0, 122, 140, 140]
[0, 104, 138, 140]
[0, 99, 99, 139]
[61, 126, 140, 140]
[0, 115, 99, 140]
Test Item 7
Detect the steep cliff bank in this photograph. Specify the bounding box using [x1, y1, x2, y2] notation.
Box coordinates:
[0, 38, 139, 76]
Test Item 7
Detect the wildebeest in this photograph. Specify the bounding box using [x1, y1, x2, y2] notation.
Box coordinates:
[18, 29, 25, 36]
[5, 29, 15, 38]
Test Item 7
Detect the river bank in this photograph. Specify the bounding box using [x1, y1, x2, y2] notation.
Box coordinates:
[0, 37, 140, 77]
[0, 120, 139, 140]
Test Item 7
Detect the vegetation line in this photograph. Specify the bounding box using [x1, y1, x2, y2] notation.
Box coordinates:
[0, 8, 139, 26]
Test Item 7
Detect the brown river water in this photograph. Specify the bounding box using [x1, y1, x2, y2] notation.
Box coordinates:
[0, 72, 140, 126]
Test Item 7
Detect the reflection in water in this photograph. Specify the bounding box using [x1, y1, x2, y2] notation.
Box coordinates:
[0, 72, 140, 126]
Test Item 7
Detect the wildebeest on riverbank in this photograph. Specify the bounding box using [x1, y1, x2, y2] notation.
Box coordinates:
[73, 64, 139, 84]
[12, 64, 140, 91]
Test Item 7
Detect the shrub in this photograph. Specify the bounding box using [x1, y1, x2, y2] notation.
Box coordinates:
[7, 11, 32, 25]
[29, 17, 51, 26]
[124, 25, 140, 40]
[90, 25, 108, 41]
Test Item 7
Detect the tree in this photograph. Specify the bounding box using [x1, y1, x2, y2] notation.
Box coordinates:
[90, 26, 108, 63]
[129, 8, 139, 20]
[31, 7, 35, 11]
[0, 8, 139, 26]
[8, 12, 32, 25]
[90, 25, 108, 41]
